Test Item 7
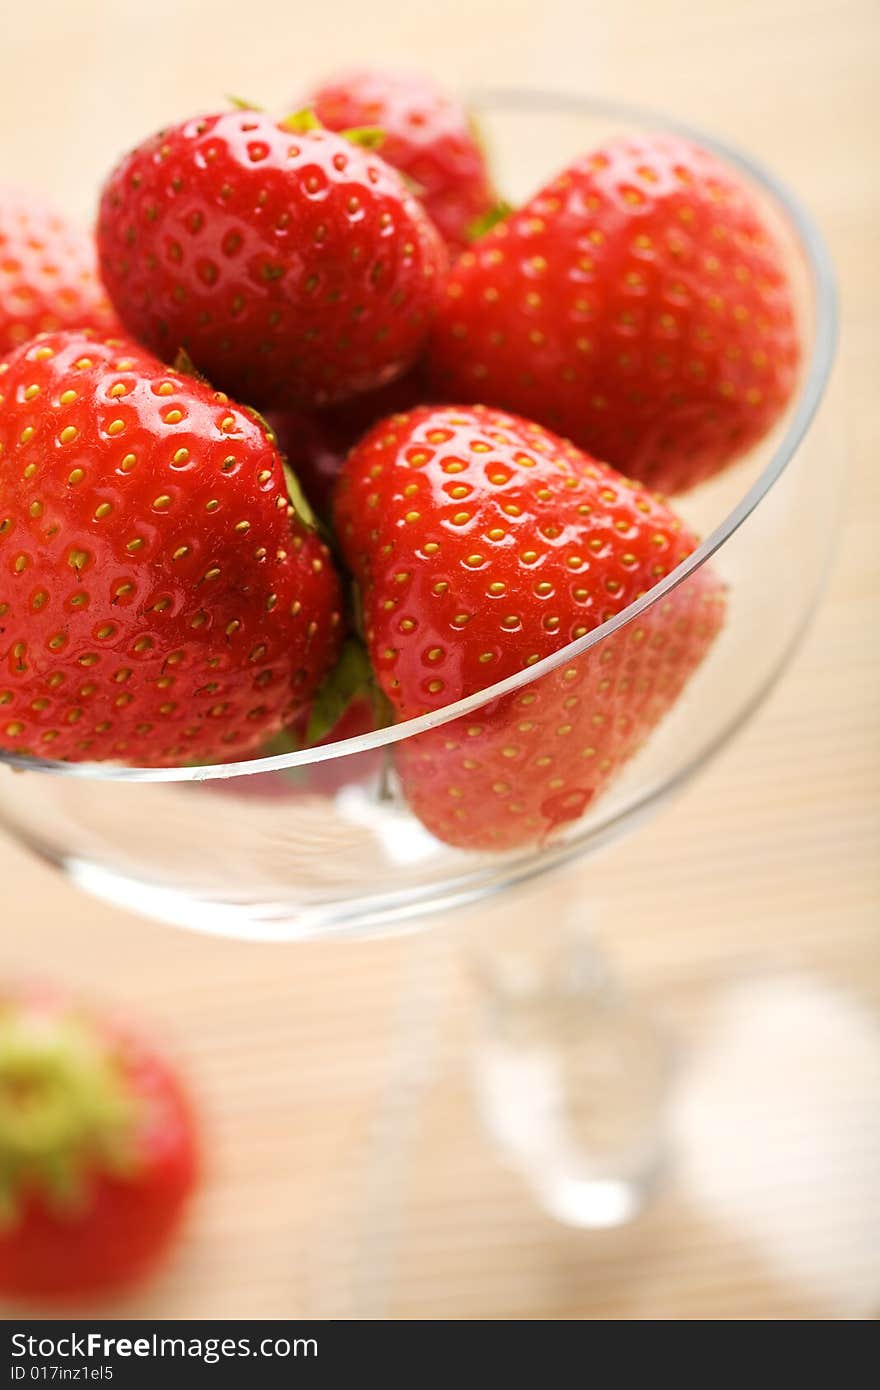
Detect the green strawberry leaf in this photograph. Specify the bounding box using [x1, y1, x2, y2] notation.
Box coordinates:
[227, 95, 263, 112]
[279, 108, 321, 134]
[282, 461, 319, 533]
[305, 638, 384, 747]
[340, 126, 386, 151]
[466, 200, 513, 242]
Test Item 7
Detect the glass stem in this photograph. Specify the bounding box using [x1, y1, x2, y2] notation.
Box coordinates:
[463, 863, 671, 1227]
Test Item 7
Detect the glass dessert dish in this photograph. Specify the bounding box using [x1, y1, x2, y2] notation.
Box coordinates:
[0, 92, 838, 1228]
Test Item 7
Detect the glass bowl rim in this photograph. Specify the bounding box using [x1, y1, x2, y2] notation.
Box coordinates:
[0, 86, 838, 785]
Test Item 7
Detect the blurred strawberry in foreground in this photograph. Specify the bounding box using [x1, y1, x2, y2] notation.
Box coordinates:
[308, 69, 499, 256]
[428, 135, 800, 494]
[0, 988, 197, 1301]
[268, 366, 429, 517]
[0, 331, 343, 767]
[97, 110, 447, 410]
[0, 192, 118, 357]
[335, 405, 725, 850]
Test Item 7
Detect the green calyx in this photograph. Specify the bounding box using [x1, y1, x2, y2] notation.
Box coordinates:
[281, 461, 320, 533]
[226, 95, 264, 112]
[279, 108, 321, 135]
[306, 636, 386, 746]
[278, 111, 385, 153]
[339, 126, 386, 151]
[0, 1003, 139, 1226]
[467, 200, 513, 242]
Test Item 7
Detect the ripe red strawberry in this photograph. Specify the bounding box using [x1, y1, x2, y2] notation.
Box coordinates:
[0, 330, 343, 767]
[0, 191, 118, 357]
[0, 987, 197, 1301]
[97, 110, 447, 411]
[428, 135, 800, 494]
[308, 69, 499, 255]
[335, 405, 725, 850]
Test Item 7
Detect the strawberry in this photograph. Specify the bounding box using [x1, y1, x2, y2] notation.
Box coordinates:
[428, 135, 800, 494]
[0, 330, 343, 767]
[307, 69, 499, 255]
[0, 191, 118, 357]
[97, 110, 447, 411]
[0, 987, 198, 1301]
[334, 405, 725, 850]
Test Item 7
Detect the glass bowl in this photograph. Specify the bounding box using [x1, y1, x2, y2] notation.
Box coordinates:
[0, 90, 838, 946]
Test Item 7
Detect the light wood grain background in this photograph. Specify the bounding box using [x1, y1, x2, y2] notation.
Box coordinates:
[1, 0, 878, 1320]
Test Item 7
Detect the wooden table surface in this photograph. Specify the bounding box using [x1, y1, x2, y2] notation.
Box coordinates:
[1, 0, 877, 1320]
